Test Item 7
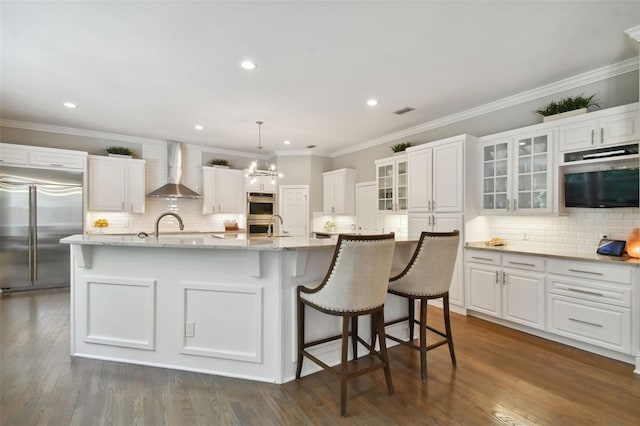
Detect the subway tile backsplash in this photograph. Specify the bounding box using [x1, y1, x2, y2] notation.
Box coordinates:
[487, 208, 640, 254]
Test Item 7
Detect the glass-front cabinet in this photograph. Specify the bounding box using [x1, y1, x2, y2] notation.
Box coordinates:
[375, 154, 408, 213]
[480, 130, 553, 214]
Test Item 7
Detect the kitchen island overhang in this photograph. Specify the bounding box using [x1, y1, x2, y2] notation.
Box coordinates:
[61, 234, 417, 384]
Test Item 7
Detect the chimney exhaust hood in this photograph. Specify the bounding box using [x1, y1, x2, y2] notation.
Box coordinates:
[147, 141, 202, 199]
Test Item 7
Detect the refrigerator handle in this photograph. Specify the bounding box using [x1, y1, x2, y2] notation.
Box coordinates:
[28, 185, 34, 282]
[33, 185, 38, 281]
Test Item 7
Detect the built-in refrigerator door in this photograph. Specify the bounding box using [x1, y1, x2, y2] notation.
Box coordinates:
[0, 181, 32, 289]
[34, 184, 83, 288]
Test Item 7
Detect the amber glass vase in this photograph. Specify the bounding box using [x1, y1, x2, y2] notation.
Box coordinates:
[626, 228, 640, 258]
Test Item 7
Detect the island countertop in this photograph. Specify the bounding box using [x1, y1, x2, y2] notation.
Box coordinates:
[61, 233, 416, 251]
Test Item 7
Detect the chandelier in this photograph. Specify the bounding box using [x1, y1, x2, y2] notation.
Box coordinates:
[247, 121, 282, 184]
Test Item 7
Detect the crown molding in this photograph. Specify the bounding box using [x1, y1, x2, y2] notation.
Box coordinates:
[275, 149, 333, 158]
[332, 57, 639, 157]
[0, 119, 167, 145]
[198, 145, 257, 158]
[625, 25, 640, 42]
[1, 119, 261, 158]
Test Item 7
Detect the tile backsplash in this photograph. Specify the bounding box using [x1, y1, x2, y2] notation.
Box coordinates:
[487, 208, 640, 253]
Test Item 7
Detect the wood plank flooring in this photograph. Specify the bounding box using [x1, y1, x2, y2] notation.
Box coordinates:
[2, 288, 639, 425]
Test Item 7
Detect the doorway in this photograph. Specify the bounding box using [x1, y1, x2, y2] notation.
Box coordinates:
[279, 185, 309, 237]
[356, 181, 381, 234]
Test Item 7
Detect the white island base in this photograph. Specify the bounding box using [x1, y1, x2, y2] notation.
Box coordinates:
[63, 235, 416, 384]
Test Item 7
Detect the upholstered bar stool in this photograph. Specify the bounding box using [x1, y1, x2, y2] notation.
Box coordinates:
[296, 233, 396, 417]
[374, 230, 460, 382]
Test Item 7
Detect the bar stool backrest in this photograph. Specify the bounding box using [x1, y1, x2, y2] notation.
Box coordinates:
[390, 231, 460, 297]
[305, 234, 396, 312]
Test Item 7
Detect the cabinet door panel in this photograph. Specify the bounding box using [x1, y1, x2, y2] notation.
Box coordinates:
[466, 263, 501, 317]
[127, 160, 146, 214]
[89, 158, 125, 211]
[433, 142, 463, 212]
[559, 120, 597, 152]
[503, 270, 545, 329]
[547, 294, 631, 353]
[216, 169, 244, 213]
[408, 149, 432, 212]
[600, 111, 639, 147]
[434, 213, 464, 306]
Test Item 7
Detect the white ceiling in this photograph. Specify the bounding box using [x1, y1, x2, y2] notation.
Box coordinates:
[1, 1, 639, 155]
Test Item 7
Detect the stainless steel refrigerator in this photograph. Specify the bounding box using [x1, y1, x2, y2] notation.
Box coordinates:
[0, 166, 83, 292]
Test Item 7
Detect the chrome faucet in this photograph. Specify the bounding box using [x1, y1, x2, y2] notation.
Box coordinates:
[155, 212, 184, 237]
[268, 214, 284, 237]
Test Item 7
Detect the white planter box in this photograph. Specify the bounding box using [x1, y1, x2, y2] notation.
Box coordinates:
[542, 108, 587, 122]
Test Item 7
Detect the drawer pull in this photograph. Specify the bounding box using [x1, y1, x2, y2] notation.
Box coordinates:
[507, 261, 536, 267]
[568, 317, 603, 328]
[568, 269, 603, 276]
[472, 256, 495, 261]
[567, 288, 604, 297]
[50, 163, 64, 167]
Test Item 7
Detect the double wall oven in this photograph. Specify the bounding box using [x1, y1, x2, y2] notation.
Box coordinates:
[247, 192, 276, 236]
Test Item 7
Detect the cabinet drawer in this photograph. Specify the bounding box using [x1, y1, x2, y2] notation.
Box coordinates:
[502, 254, 544, 272]
[0, 146, 29, 165]
[466, 250, 501, 265]
[546, 259, 632, 284]
[546, 276, 631, 308]
[29, 151, 85, 169]
[546, 294, 631, 354]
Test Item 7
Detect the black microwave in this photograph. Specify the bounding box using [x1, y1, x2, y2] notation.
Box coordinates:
[564, 168, 639, 208]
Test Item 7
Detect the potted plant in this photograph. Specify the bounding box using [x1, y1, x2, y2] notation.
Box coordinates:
[207, 159, 230, 168]
[105, 146, 135, 158]
[536, 94, 598, 122]
[391, 142, 412, 154]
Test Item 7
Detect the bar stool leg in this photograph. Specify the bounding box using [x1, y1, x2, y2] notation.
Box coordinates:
[376, 310, 394, 395]
[408, 298, 415, 342]
[419, 297, 428, 382]
[351, 316, 359, 361]
[296, 297, 305, 379]
[443, 294, 457, 366]
[341, 314, 350, 417]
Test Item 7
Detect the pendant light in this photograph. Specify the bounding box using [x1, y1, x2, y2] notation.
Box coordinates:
[247, 121, 282, 184]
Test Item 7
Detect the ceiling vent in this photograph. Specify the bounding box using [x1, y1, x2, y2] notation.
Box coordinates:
[393, 107, 415, 115]
[306, 145, 317, 149]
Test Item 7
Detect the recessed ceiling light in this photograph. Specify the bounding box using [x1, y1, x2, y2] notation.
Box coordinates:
[283, 140, 291, 145]
[241, 60, 257, 70]
[63, 102, 77, 109]
[367, 99, 378, 107]
[195, 125, 204, 130]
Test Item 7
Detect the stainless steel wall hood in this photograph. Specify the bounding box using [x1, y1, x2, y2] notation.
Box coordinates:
[147, 141, 202, 198]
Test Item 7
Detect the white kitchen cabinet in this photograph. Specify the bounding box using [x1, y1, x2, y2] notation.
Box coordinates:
[407, 138, 464, 213]
[558, 110, 639, 152]
[375, 154, 408, 213]
[479, 129, 554, 215]
[323, 168, 356, 215]
[246, 174, 277, 193]
[202, 167, 245, 214]
[546, 258, 633, 354]
[466, 250, 545, 329]
[409, 213, 464, 307]
[0, 143, 86, 170]
[88, 156, 145, 213]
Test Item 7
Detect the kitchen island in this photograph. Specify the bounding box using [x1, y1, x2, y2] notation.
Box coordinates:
[61, 233, 416, 384]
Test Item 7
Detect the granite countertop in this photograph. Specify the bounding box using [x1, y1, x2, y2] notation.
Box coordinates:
[465, 241, 640, 265]
[61, 233, 416, 251]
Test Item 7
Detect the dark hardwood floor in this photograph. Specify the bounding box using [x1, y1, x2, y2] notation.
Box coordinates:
[2, 288, 639, 425]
